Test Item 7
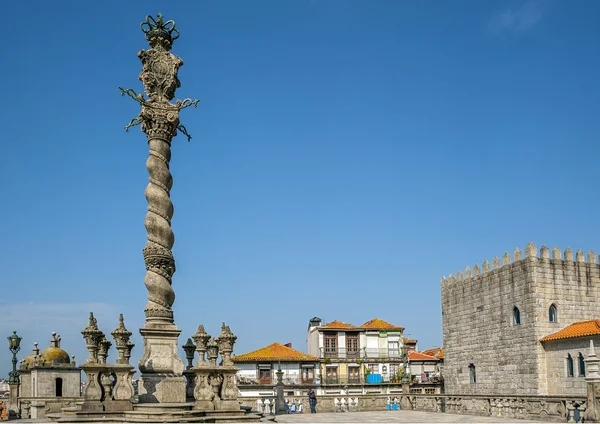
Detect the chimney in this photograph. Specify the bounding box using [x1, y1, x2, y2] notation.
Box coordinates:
[284, 343, 292, 348]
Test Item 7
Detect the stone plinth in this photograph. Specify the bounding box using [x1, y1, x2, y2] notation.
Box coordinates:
[138, 324, 186, 403]
[192, 365, 240, 412]
[8, 382, 19, 418]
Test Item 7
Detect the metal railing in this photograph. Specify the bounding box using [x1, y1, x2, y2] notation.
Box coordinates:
[322, 374, 406, 385]
[236, 373, 316, 386]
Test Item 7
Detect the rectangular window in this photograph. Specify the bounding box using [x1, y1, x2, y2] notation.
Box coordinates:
[259, 368, 271, 384]
[388, 341, 400, 357]
[325, 366, 338, 384]
[348, 366, 360, 383]
[346, 333, 359, 358]
[368, 364, 380, 374]
[301, 366, 314, 383]
[324, 332, 337, 358]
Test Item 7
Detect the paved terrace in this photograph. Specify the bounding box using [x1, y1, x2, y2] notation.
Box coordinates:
[275, 410, 546, 423]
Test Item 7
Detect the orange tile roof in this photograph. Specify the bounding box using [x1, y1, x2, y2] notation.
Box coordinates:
[320, 320, 358, 330]
[359, 318, 404, 331]
[540, 319, 600, 342]
[409, 351, 439, 361]
[403, 337, 417, 344]
[232, 342, 320, 363]
[422, 347, 444, 359]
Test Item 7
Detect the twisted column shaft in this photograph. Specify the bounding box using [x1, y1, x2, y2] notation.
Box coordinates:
[142, 128, 177, 323]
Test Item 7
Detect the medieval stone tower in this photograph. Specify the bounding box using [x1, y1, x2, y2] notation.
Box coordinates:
[441, 242, 600, 396]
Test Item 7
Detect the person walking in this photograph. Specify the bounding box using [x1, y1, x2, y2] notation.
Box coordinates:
[307, 388, 317, 413]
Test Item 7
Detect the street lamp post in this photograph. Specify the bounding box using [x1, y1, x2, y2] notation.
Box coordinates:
[400, 343, 411, 410]
[7, 331, 22, 419]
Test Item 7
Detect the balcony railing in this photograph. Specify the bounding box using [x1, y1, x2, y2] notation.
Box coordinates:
[322, 373, 406, 385]
[320, 347, 405, 359]
[236, 373, 316, 386]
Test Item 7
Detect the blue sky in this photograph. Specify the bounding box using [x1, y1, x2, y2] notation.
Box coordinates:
[1, 0, 599, 376]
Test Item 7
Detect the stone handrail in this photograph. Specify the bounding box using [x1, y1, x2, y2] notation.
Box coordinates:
[239, 393, 586, 422]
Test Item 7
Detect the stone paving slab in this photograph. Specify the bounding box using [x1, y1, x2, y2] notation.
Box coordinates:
[274, 411, 546, 423]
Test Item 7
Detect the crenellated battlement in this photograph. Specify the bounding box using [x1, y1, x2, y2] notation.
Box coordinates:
[441, 242, 599, 288]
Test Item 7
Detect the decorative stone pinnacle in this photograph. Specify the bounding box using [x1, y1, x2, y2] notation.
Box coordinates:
[216, 322, 237, 367]
[141, 13, 180, 51]
[192, 325, 211, 367]
[82, 312, 104, 364]
[182, 338, 196, 370]
[111, 314, 134, 365]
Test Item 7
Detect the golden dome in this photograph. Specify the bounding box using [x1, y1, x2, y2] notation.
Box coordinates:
[20, 354, 40, 370]
[40, 347, 70, 366]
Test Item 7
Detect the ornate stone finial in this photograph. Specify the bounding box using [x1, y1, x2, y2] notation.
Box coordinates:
[456, 271, 463, 281]
[552, 246, 561, 260]
[182, 338, 196, 370]
[473, 264, 481, 276]
[589, 250, 597, 264]
[216, 323, 238, 367]
[502, 253, 510, 266]
[50, 332, 61, 348]
[97, 337, 112, 364]
[111, 314, 134, 365]
[192, 325, 211, 367]
[32, 342, 39, 356]
[492, 257, 500, 270]
[141, 13, 180, 51]
[564, 248, 574, 262]
[513, 248, 522, 261]
[125, 341, 135, 364]
[71, 355, 76, 366]
[525, 242, 537, 258]
[586, 340, 600, 380]
[482, 260, 490, 274]
[576, 249, 585, 263]
[206, 337, 219, 367]
[540, 245, 550, 259]
[81, 312, 104, 364]
[465, 266, 472, 279]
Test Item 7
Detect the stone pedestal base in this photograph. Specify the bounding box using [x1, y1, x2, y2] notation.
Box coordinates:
[275, 384, 286, 414]
[586, 380, 600, 422]
[7, 383, 19, 419]
[138, 324, 186, 403]
[193, 400, 214, 411]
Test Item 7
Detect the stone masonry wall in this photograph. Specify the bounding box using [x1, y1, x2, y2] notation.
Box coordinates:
[543, 336, 599, 396]
[441, 243, 600, 396]
[30, 369, 81, 398]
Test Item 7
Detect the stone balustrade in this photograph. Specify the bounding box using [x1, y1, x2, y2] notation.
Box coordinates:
[239, 393, 587, 422]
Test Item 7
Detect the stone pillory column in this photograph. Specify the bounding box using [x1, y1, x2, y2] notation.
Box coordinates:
[119, 13, 198, 404]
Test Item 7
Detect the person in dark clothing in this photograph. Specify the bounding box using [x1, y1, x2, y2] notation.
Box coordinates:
[307, 388, 317, 413]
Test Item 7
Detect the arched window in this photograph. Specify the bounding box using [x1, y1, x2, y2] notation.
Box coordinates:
[56, 377, 63, 397]
[513, 307, 521, 325]
[567, 354, 574, 377]
[579, 353, 586, 377]
[549, 304, 557, 322]
[468, 363, 476, 384]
